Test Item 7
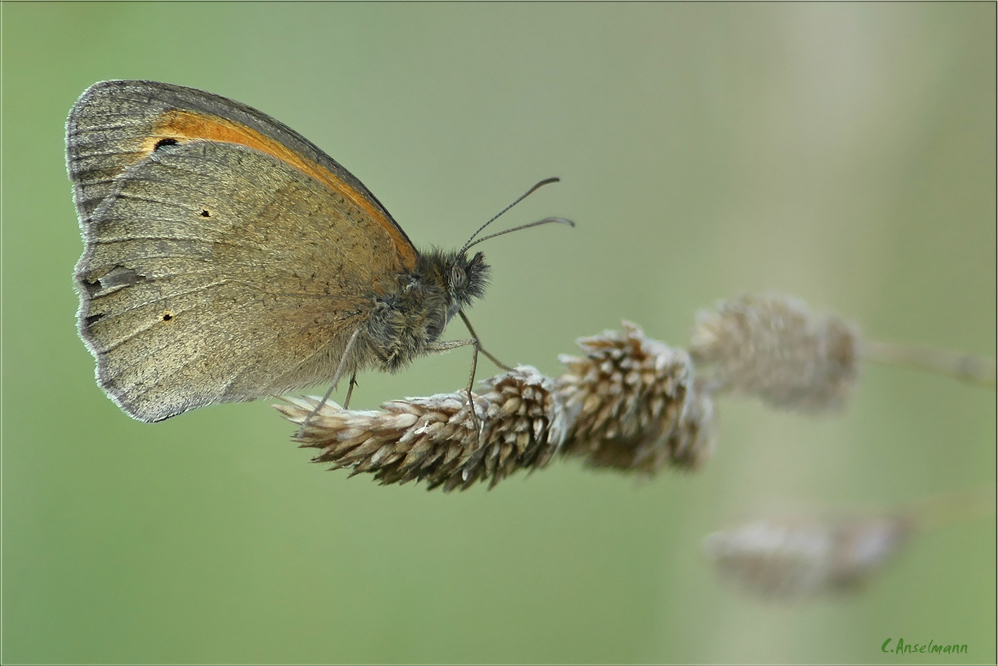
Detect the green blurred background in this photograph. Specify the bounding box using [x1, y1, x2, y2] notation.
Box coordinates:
[3, 3, 995, 663]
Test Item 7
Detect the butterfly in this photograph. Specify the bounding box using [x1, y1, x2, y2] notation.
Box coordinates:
[68, 80, 569, 422]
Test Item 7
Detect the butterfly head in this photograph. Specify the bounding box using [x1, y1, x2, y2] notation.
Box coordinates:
[419, 249, 491, 328]
[448, 250, 490, 314]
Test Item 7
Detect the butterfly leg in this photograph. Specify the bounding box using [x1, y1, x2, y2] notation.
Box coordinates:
[426, 337, 484, 438]
[459, 310, 512, 371]
[297, 327, 362, 438]
[343, 372, 358, 409]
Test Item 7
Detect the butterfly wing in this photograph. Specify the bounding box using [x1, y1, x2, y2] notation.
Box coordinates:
[68, 79, 418, 268]
[68, 81, 417, 421]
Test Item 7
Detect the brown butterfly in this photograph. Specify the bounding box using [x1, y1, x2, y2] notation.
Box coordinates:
[68, 80, 570, 422]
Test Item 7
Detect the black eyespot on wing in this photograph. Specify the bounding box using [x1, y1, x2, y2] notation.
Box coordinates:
[154, 138, 179, 151]
[200, 209, 211, 218]
[161, 312, 174, 322]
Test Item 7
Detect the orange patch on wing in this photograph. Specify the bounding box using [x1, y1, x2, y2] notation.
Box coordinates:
[144, 109, 417, 270]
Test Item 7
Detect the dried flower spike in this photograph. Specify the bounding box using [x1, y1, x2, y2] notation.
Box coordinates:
[690, 293, 860, 413]
[703, 514, 912, 600]
[276, 366, 567, 491]
[557, 322, 715, 473]
[277, 324, 718, 487]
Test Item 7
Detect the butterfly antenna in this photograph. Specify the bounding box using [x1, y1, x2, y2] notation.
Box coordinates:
[460, 177, 564, 254]
[464, 216, 574, 250]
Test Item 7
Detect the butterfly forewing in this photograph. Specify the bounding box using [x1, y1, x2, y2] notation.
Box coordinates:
[67, 80, 418, 269]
